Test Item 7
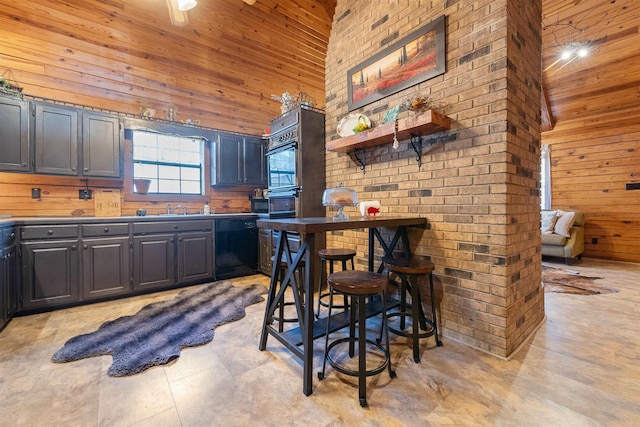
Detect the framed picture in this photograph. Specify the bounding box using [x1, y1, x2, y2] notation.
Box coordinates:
[347, 15, 446, 111]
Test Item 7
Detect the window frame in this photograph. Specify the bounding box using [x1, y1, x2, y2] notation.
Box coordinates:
[131, 130, 205, 196]
[123, 119, 216, 203]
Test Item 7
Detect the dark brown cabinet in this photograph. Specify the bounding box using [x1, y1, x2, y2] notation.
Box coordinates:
[20, 238, 80, 310]
[132, 219, 213, 291]
[34, 103, 79, 176]
[133, 234, 176, 291]
[0, 96, 30, 172]
[34, 103, 122, 178]
[82, 236, 131, 300]
[177, 231, 213, 284]
[81, 112, 122, 178]
[211, 133, 266, 186]
[258, 228, 273, 275]
[12, 218, 220, 314]
[1, 225, 18, 329]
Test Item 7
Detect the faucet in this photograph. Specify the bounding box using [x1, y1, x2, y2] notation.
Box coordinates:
[167, 204, 187, 215]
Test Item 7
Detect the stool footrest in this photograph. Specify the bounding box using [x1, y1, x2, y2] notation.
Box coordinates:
[387, 311, 436, 339]
[325, 337, 390, 378]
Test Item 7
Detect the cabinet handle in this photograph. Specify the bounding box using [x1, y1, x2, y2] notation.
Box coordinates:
[83, 168, 89, 172]
[72, 167, 76, 172]
[10, 232, 15, 238]
[47, 229, 54, 235]
[71, 245, 77, 250]
[104, 227, 109, 233]
[174, 225, 178, 229]
[83, 244, 88, 249]
[21, 162, 27, 167]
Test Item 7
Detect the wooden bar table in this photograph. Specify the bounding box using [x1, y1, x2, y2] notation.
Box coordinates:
[257, 216, 428, 396]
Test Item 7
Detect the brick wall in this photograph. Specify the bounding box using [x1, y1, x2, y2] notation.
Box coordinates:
[324, 0, 543, 358]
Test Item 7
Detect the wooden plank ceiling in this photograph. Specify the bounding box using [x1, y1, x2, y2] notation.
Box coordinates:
[541, 0, 639, 132]
[0, 0, 635, 134]
[0, 0, 337, 133]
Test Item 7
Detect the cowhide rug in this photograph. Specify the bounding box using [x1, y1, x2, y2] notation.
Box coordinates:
[542, 265, 618, 295]
[51, 281, 267, 376]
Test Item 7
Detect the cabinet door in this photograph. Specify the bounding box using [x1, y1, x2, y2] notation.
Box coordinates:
[212, 133, 242, 185]
[133, 234, 175, 290]
[177, 231, 213, 284]
[0, 249, 6, 329]
[35, 103, 79, 176]
[82, 237, 131, 300]
[258, 228, 273, 275]
[5, 245, 18, 319]
[82, 112, 122, 178]
[243, 137, 266, 185]
[0, 97, 30, 172]
[20, 240, 80, 310]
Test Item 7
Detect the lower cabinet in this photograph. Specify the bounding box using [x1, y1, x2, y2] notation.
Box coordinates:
[133, 234, 176, 291]
[4, 244, 18, 320]
[259, 228, 273, 275]
[1, 225, 17, 329]
[20, 239, 80, 310]
[82, 236, 131, 300]
[12, 218, 221, 314]
[177, 231, 213, 284]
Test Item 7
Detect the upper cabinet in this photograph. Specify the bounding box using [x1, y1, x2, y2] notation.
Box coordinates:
[243, 137, 267, 186]
[211, 133, 266, 186]
[34, 103, 122, 178]
[0, 95, 123, 178]
[0, 97, 30, 172]
[34, 103, 79, 176]
[82, 112, 122, 178]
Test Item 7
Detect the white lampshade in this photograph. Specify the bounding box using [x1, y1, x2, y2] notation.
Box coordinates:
[178, 0, 197, 11]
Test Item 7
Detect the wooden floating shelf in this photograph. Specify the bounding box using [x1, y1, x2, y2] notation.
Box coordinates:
[326, 109, 451, 153]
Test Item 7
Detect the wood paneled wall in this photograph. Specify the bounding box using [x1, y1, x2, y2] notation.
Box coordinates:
[541, 0, 640, 263]
[543, 121, 640, 263]
[0, 0, 333, 217]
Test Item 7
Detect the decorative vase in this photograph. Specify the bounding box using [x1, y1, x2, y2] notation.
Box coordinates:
[133, 179, 151, 194]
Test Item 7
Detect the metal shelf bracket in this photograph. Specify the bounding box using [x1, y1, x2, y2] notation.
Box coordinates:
[409, 133, 423, 169]
[349, 148, 366, 175]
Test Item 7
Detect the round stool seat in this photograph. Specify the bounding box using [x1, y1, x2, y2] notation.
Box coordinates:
[384, 256, 434, 275]
[328, 270, 388, 296]
[319, 248, 357, 261]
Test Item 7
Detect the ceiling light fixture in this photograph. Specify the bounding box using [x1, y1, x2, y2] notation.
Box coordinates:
[165, 0, 195, 26]
[178, 0, 197, 11]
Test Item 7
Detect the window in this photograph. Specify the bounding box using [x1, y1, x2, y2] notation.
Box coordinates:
[541, 144, 551, 209]
[132, 130, 204, 194]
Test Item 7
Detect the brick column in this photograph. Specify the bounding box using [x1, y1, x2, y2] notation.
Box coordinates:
[324, 0, 543, 358]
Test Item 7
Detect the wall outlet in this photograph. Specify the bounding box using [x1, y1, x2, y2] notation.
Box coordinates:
[79, 189, 93, 200]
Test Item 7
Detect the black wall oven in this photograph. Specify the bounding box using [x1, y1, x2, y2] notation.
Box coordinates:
[266, 106, 326, 219]
[266, 141, 297, 191]
[266, 124, 299, 218]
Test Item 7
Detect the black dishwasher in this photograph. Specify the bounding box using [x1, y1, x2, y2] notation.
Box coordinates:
[215, 218, 259, 280]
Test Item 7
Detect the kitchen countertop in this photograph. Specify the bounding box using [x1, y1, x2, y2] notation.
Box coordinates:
[0, 213, 258, 227]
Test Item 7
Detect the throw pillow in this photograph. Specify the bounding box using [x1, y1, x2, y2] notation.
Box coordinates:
[554, 210, 576, 238]
[541, 210, 558, 234]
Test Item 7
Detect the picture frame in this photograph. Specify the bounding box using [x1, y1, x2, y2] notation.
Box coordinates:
[347, 15, 446, 111]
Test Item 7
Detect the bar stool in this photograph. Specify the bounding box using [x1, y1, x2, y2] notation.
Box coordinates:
[318, 270, 396, 407]
[383, 255, 443, 363]
[316, 248, 356, 318]
[270, 254, 305, 332]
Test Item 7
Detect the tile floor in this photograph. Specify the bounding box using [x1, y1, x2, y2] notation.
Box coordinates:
[1, 257, 639, 426]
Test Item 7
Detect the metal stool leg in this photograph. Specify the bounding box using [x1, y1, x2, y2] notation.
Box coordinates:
[430, 272, 443, 346]
[358, 295, 367, 407]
